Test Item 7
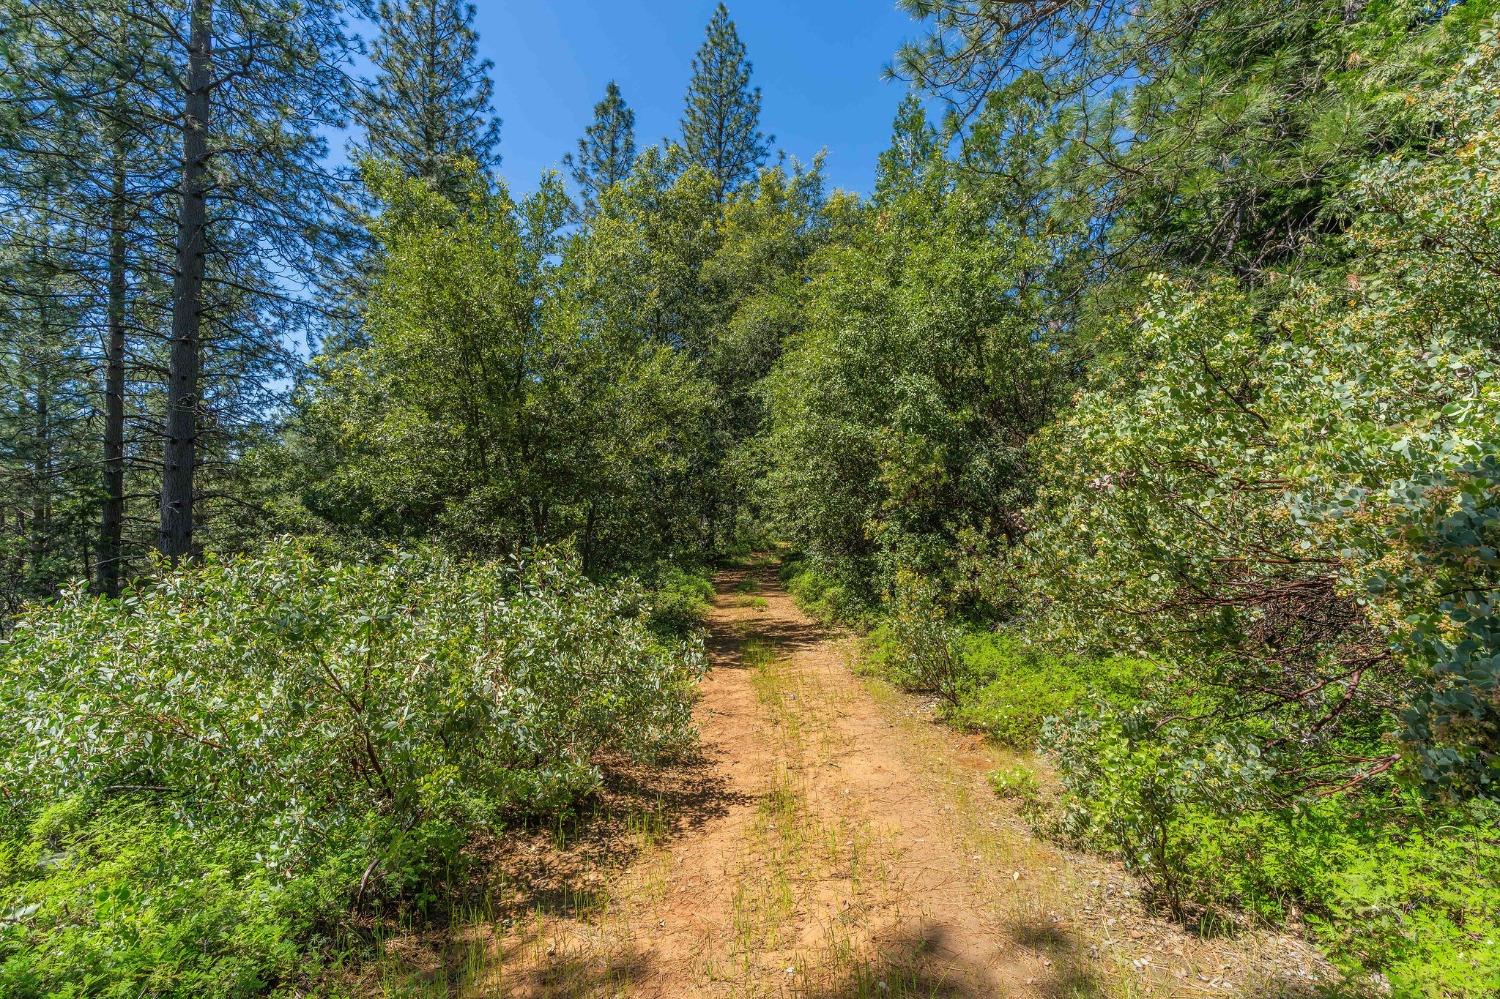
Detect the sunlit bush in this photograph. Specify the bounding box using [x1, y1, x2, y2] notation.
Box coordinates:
[0, 541, 704, 994]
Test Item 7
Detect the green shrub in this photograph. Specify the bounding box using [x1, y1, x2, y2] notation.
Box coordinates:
[1171, 795, 1500, 996]
[0, 541, 705, 995]
[782, 559, 867, 625]
[1296, 798, 1500, 997]
[1044, 706, 1275, 921]
[952, 635, 1151, 747]
[986, 765, 1039, 801]
[874, 568, 969, 707]
[864, 610, 1152, 747]
[649, 564, 716, 634]
[1045, 698, 1500, 995]
[0, 804, 321, 998]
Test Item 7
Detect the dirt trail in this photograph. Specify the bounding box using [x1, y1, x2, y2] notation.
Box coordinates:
[380, 561, 1341, 998]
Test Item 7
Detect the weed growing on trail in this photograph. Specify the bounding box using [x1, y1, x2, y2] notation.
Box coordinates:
[742, 637, 777, 669]
[987, 765, 1040, 802]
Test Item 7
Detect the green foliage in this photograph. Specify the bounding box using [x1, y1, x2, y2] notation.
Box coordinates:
[780, 556, 867, 626]
[1010, 41, 1500, 991]
[1045, 708, 1277, 921]
[869, 568, 968, 707]
[1025, 37, 1500, 803]
[984, 765, 1038, 801]
[1292, 799, 1500, 997]
[762, 80, 1084, 608]
[1047, 717, 1500, 995]
[297, 160, 719, 572]
[1351, 39, 1500, 797]
[0, 541, 704, 994]
[896, 0, 1494, 276]
[0, 804, 321, 998]
[951, 637, 1151, 748]
[864, 589, 1151, 747]
[650, 564, 717, 635]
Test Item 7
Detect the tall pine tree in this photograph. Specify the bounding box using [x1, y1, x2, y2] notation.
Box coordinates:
[563, 81, 637, 219]
[353, 0, 502, 197]
[681, 3, 771, 202]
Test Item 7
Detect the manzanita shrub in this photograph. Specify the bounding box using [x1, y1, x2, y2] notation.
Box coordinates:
[0, 541, 704, 994]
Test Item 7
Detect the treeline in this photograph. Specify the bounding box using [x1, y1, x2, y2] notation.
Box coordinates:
[0, 0, 354, 609]
[0, 0, 798, 607]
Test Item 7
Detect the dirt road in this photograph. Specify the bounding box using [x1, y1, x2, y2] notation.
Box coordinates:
[379, 561, 1340, 998]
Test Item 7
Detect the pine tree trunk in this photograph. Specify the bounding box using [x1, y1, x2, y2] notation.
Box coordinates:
[31, 207, 55, 580]
[31, 363, 51, 574]
[99, 111, 128, 595]
[159, 0, 213, 561]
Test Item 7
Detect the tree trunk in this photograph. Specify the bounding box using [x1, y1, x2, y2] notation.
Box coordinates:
[30, 204, 55, 579]
[99, 101, 128, 594]
[31, 363, 51, 574]
[159, 0, 213, 561]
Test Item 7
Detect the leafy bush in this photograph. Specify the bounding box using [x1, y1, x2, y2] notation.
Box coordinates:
[864, 587, 1152, 746]
[868, 568, 969, 706]
[951, 635, 1151, 746]
[1044, 706, 1276, 921]
[0, 541, 704, 995]
[649, 564, 717, 634]
[1022, 39, 1500, 807]
[781, 557, 867, 625]
[1045, 697, 1500, 994]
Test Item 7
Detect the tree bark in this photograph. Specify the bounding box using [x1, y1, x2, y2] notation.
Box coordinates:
[31, 361, 51, 574]
[99, 96, 128, 594]
[30, 204, 56, 578]
[159, 0, 213, 561]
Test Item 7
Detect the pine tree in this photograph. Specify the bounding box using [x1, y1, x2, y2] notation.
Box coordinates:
[353, 0, 502, 197]
[2, 0, 174, 581]
[681, 3, 771, 201]
[873, 93, 937, 205]
[564, 81, 637, 219]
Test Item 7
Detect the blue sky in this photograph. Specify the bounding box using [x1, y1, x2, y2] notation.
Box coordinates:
[463, 1, 926, 197]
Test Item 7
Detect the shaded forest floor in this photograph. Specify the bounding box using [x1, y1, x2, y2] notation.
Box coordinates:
[370, 560, 1351, 998]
